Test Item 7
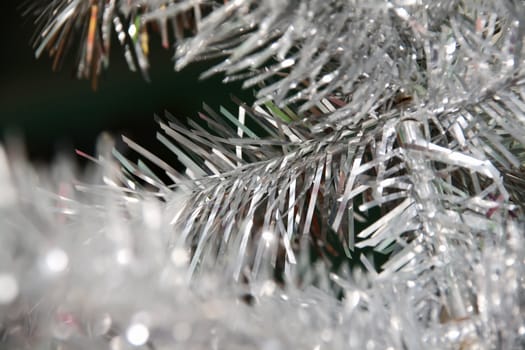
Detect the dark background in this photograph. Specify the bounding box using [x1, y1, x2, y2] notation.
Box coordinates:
[0, 2, 251, 164]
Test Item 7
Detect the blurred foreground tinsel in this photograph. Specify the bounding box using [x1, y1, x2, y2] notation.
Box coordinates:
[2, 0, 525, 349]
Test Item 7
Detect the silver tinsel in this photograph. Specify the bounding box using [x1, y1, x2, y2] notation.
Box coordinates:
[1, 0, 525, 349]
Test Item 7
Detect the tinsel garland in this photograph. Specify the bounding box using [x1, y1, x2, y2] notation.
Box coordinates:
[2, 0, 525, 349]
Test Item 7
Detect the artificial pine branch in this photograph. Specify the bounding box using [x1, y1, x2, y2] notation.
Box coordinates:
[0, 0, 524, 349]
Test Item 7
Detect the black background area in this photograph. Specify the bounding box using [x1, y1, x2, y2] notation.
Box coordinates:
[0, 2, 251, 165]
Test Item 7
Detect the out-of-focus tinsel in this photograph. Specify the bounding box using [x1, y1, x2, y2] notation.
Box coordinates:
[2, 0, 525, 349]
